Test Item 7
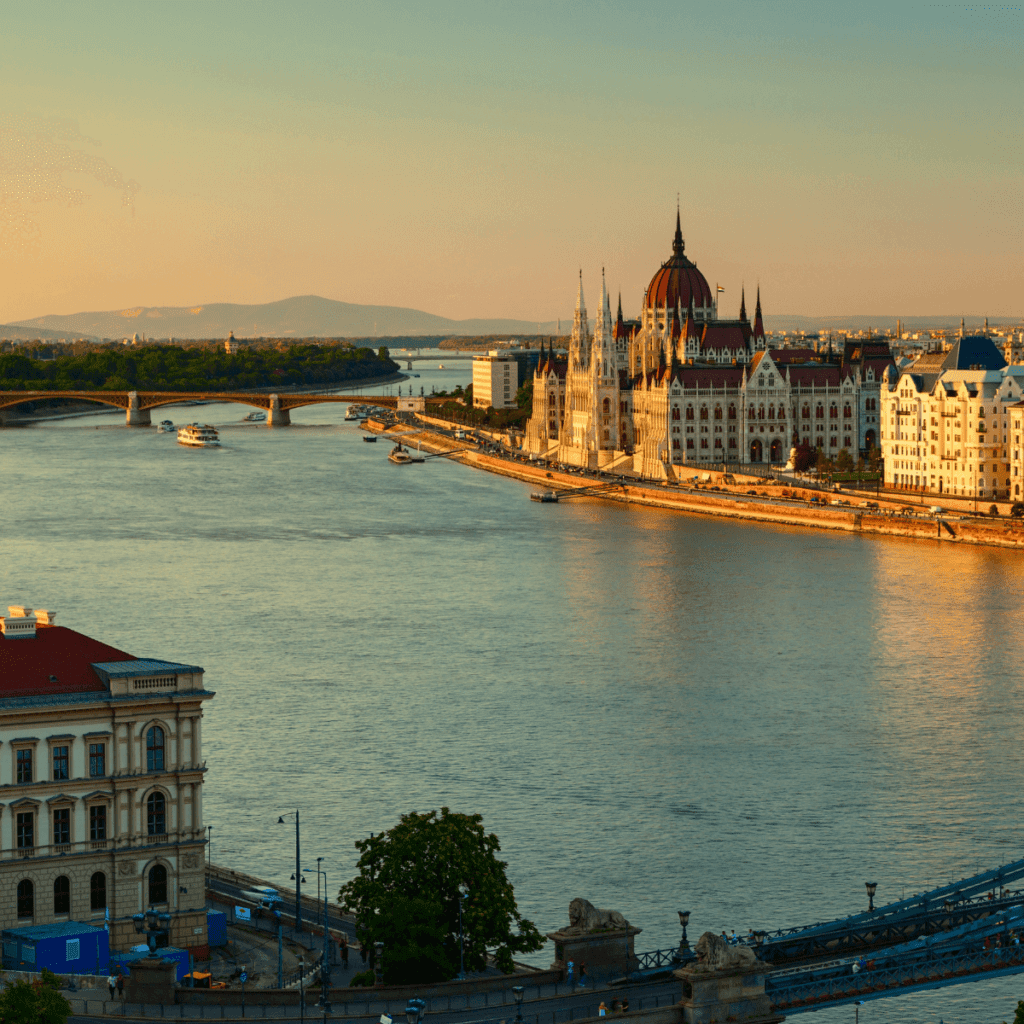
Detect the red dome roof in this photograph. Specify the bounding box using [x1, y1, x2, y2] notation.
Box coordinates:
[645, 214, 713, 311]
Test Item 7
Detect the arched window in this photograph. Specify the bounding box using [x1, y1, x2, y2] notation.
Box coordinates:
[149, 864, 167, 905]
[17, 879, 33, 918]
[713, 406, 722, 420]
[758, 405, 765, 420]
[147, 727, 165, 772]
[671, 407, 680, 421]
[53, 875, 70, 915]
[728, 404, 736, 420]
[602, 397, 610, 414]
[749, 405, 756, 420]
[816, 405, 825, 420]
[699, 406, 708, 421]
[802, 405, 810, 420]
[768, 405, 775, 420]
[829, 405, 839, 419]
[685, 406, 694, 421]
[147, 792, 166, 835]
[91, 872, 106, 911]
[843, 404, 852, 418]
[777, 406, 786, 420]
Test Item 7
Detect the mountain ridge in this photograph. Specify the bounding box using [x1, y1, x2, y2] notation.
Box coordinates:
[4, 295, 1017, 341]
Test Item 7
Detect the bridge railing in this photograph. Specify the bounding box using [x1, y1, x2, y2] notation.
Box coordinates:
[767, 944, 1024, 1009]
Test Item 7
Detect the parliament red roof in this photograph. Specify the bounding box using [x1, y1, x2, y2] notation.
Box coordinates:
[0, 626, 134, 698]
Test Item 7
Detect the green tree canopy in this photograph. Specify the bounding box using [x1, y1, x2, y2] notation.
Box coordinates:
[338, 808, 543, 984]
[0, 970, 72, 1024]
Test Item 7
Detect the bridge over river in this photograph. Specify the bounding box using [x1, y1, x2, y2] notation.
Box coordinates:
[0, 390, 407, 426]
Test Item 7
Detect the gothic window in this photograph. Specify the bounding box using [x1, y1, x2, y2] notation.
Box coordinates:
[778, 406, 786, 420]
[714, 437, 722, 448]
[830, 405, 839, 419]
[768, 405, 775, 419]
[603, 398, 610, 414]
[802, 405, 810, 420]
[728, 404, 736, 420]
[749, 405, 756, 420]
[758, 405, 765, 420]
[672, 407, 680, 421]
[843, 404, 852, 418]
[816, 405, 824, 420]
[845, 438, 853, 448]
[672, 439, 680, 450]
[700, 438, 708, 449]
[714, 406, 722, 420]
[829, 436, 838, 447]
[685, 406, 694, 421]
[728, 437, 737, 449]
[699, 406, 708, 421]
[686, 439, 694, 450]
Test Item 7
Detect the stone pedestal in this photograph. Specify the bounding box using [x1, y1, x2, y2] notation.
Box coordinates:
[268, 394, 291, 426]
[674, 964, 783, 1024]
[548, 926, 642, 982]
[125, 954, 177, 1004]
[126, 391, 152, 426]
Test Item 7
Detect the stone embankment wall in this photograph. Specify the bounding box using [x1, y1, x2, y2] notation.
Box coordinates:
[376, 421, 1024, 552]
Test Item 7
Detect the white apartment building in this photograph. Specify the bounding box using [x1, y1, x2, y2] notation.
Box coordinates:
[0, 607, 213, 955]
[472, 352, 519, 410]
[880, 337, 1024, 500]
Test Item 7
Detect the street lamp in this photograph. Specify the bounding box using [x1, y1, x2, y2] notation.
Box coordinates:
[374, 941, 384, 987]
[405, 997, 426, 1024]
[303, 862, 330, 1024]
[512, 985, 524, 1024]
[207, 824, 214, 869]
[677, 911, 691, 952]
[865, 882, 878, 913]
[278, 811, 302, 931]
[132, 906, 171, 953]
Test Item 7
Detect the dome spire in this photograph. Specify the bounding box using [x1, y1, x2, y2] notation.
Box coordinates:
[673, 203, 684, 256]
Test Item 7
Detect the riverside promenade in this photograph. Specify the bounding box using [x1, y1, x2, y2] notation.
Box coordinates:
[376, 417, 1024, 551]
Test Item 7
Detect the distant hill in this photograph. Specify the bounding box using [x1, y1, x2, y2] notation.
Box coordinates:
[8, 295, 556, 341]
[5, 296, 1017, 342]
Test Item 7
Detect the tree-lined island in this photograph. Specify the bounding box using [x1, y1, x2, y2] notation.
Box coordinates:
[0, 339, 399, 393]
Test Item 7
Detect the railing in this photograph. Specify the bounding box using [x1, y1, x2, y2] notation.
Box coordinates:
[632, 946, 689, 973]
[2, 831, 205, 862]
[768, 944, 1024, 1010]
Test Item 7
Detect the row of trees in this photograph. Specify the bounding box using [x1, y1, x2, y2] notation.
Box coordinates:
[430, 380, 534, 430]
[0, 344, 398, 392]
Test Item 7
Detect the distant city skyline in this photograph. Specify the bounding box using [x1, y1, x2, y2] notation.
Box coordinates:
[1, 2, 1020, 325]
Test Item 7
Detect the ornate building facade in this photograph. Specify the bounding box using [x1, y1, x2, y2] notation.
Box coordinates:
[523, 215, 895, 479]
[0, 607, 213, 955]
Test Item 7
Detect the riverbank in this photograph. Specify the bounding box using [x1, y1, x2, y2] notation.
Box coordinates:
[373, 419, 1024, 551]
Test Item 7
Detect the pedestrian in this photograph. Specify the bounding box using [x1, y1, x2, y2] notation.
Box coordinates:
[116, 972, 124, 999]
[730, 930, 737, 944]
[107, 973, 117, 1001]
[621, 1000, 629, 1013]
[598, 1003, 608, 1017]
[578, 963, 587, 987]
[341, 935, 349, 968]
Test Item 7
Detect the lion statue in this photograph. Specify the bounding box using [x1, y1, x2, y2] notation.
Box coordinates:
[567, 898, 630, 933]
[693, 931, 759, 972]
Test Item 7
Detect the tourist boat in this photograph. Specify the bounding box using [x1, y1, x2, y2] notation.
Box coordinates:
[157, 420, 175, 433]
[243, 411, 266, 422]
[363, 435, 377, 443]
[389, 444, 413, 464]
[530, 491, 559, 503]
[345, 404, 366, 421]
[177, 423, 221, 448]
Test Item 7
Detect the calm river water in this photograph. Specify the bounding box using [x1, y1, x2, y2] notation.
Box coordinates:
[2, 359, 1023, 1023]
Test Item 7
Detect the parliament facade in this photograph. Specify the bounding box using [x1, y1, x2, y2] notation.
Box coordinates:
[523, 214, 894, 479]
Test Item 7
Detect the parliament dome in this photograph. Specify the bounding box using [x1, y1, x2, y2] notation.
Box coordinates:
[644, 213, 713, 311]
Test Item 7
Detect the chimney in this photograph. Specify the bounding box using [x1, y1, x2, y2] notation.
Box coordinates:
[34, 609, 57, 625]
[2, 606, 37, 638]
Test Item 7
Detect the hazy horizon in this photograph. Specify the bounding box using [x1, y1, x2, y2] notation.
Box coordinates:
[2, 2, 1021, 325]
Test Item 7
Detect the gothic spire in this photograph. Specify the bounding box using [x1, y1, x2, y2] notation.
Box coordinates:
[672, 205, 684, 256]
[753, 286, 765, 339]
[616, 292, 623, 324]
[739, 287, 747, 321]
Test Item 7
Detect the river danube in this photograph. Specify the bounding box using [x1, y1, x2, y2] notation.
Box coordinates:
[3, 363, 1023, 1023]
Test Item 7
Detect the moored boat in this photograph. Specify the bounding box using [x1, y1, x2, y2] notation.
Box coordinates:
[158, 420, 175, 433]
[389, 444, 413, 464]
[177, 423, 220, 448]
[243, 411, 266, 422]
[363, 435, 377, 443]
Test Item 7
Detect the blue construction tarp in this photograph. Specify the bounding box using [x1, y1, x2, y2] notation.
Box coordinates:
[207, 911, 227, 947]
[2, 922, 108, 975]
[109, 946, 190, 982]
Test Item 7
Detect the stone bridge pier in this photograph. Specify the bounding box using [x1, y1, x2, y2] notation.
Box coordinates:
[268, 394, 291, 426]
[126, 391, 151, 426]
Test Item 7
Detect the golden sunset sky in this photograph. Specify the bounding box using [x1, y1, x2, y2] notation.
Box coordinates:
[2, 1, 1021, 325]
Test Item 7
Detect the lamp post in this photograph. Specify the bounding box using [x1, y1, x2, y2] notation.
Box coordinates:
[207, 824, 214, 869]
[132, 907, 172, 954]
[278, 811, 302, 932]
[512, 985, 524, 1024]
[865, 882, 878, 913]
[303, 862, 330, 1024]
[374, 941, 384, 987]
[677, 911, 691, 953]
[405, 998, 426, 1024]
[299, 957, 305, 1024]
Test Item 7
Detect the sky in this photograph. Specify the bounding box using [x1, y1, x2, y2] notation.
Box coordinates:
[1, 1, 1021, 325]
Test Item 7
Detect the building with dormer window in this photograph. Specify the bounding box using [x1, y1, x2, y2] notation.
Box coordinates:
[0, 606, 212, 956]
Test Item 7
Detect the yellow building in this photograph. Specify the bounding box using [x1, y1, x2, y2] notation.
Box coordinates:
[0, 607, 213, 955]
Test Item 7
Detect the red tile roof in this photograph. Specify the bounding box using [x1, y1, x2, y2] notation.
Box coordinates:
[700, 324, 748, 352]
[672, 366, 745, 388]
[0, 626, 133, 698]
[787, 366, 843, 386]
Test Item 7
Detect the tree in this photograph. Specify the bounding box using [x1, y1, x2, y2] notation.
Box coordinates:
[338, 808, 544, 983]
[1002, 999, 1024, 1024]
[1010, 502, 1024, 519]
[835, 448, 854, 473]
[378, 346, 390, 361]
[0, 970, 71, 1024]
[792, 442, 815, 473]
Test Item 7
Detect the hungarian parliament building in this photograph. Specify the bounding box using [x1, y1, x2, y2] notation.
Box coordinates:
[523, 214, 895, 479]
